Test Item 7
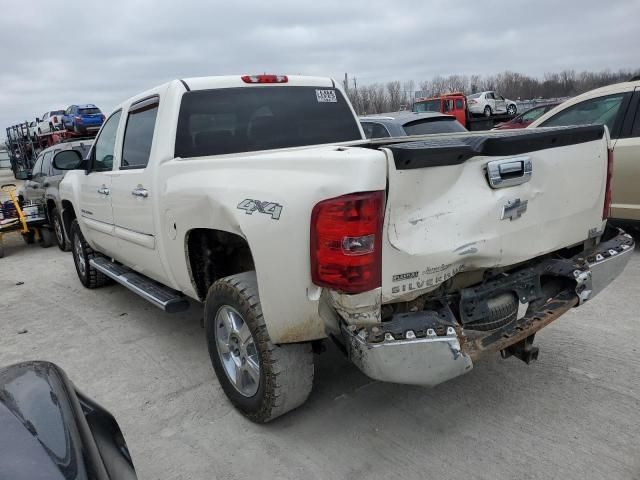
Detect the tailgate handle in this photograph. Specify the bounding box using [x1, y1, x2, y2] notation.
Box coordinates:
[487, 157, 532, 189]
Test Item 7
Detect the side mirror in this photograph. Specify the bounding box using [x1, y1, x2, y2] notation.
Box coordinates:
[15, 171, 31, 180]
[53, 150, 84, 170]
[36, 118, 41, 123]
[516, 117, 524, 123]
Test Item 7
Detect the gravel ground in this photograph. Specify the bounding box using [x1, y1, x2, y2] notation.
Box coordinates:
[1, 169, 639, 480]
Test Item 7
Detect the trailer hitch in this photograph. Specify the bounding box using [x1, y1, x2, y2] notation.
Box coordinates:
[500, 334, 539, 364]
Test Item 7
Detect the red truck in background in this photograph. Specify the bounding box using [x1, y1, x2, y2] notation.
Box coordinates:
[413, 92, 516, 131]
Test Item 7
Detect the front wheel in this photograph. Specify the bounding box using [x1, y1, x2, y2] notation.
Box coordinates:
[204, 271, 314, 423]
[70, 219, 108, 288]
[507, 104, 517, 115]
[483, 105, 492, 117]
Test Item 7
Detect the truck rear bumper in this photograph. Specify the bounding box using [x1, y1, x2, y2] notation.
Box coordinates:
[342, 228, 634, 386]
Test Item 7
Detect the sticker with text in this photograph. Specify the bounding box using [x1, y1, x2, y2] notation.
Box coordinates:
[316, 89, 337, 103]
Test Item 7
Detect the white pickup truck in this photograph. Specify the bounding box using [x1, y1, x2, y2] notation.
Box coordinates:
[53, 74, 634, 422]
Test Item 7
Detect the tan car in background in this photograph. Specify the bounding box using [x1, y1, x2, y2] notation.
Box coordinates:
[529, 78, 640, 224]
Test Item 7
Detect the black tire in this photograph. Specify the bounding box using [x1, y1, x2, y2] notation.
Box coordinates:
[22, 231, 35, 244]
[483, 105, 492, 117]
[205, 271, 314, 423]
[466, 292, 518, 331]
[0, 240, 4, 258]
[51, 208, 69, 251]
[507, 104, 517, 115]
[70, 219, 107, 288]
[49, 123, 54, 132]
[39, 227, 54, 248]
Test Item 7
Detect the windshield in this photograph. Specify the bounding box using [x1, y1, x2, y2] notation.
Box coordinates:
[51, 110, 65, 115]
[175, 86, 362, 157]
[403, 118, 466, 135]
[413, 100, 441, 113]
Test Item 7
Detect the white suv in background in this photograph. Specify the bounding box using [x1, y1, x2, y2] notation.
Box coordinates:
[467, 91, 517, 117]
[36, 110, 65, 135]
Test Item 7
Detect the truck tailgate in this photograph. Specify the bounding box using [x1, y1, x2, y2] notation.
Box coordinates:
[379, 125, 608, 302]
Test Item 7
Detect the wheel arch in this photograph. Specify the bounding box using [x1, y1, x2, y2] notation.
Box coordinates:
[60, 200, 77, 238]
[184, 228, 255, 301]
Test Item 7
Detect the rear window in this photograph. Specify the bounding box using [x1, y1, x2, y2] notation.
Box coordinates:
[468, 93, 481, 99]
[51, 110, 65, 115]
[402, 118, 466, 136]
[413, 100, 440, 113]
[175, 86, 361, 158]
[79, 107, 101, 115]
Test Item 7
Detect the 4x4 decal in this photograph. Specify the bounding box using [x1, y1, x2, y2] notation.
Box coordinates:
[237, 199, 283, 220]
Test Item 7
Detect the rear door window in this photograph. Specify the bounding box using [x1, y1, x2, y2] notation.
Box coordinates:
[121, 97, 159, 169]
[175, 86, 362, 158]
[540, 94, 625, 133]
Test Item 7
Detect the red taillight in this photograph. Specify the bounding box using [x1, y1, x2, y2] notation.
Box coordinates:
[241, 74, 288, 84]
[603, 148, 614, 219]
[53, 116, 58, 122]
[310, 191, 384, 294]
[75, 116, 82, 123]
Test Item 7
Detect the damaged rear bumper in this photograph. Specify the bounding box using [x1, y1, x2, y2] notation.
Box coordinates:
[342, 228, 634, 386]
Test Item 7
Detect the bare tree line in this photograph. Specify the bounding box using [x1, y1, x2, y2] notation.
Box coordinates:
[344, 68, 640, 115]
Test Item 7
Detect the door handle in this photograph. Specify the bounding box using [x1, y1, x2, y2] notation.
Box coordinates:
[97, 185, 110, 195]
[486, 157, 532, 189]
[131, 186, 148, 198]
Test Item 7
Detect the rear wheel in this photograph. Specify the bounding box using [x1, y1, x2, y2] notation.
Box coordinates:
[483, 105, 492, 117]
[51, 208, 69, 251]
[507, 104, 517, 115]
[205, 271, 314, 423]
[70, 219, 107, 288]
[39, 227, 54, 248]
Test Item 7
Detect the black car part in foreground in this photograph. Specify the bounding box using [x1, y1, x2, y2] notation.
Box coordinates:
[0, 361, 137, 480]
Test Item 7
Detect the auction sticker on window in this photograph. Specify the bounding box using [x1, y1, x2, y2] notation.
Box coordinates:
[316, 89, 337, 103]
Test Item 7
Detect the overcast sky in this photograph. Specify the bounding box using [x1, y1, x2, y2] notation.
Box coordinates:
[1, 0, 638, 136]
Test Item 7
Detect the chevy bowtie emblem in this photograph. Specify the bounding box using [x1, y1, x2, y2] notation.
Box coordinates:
[501, 198, 528, 221]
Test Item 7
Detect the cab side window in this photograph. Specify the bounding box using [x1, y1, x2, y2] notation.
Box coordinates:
[541, 94, 625, 133]
[40, 151, 54, 177]
[121, 97, 160, 170]
[91, 110, 122, 172]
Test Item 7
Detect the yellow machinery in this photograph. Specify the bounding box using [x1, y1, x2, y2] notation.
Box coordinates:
[0, 183, 51, 258]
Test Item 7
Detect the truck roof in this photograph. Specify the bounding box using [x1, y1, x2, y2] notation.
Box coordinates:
[182, 75, 335, 91]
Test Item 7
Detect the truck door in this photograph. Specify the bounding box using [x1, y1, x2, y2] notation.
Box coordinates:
[610, 87, 640, 220]
[79, 110, 122, 255]
[110, 96, 164, 280]
[454, 97, 466, 126]
[24, 154, 44, 202]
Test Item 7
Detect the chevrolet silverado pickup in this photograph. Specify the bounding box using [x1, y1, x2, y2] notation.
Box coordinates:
[52, 74, 633, 423]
